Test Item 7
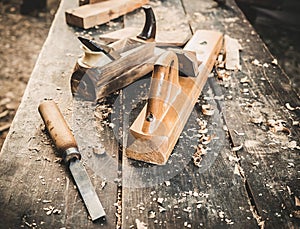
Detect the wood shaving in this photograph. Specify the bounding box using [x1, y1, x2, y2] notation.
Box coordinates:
[216, 53, 225, 68]
[250, 116, 264, 124]
[193, 145, 207, 167]
[252, 59, 261, 66]
[267, 119, 291, 135]
[216, 69, 231, 80]
[287, 141, 298, 149]
[101, 179, 107, 189]
[158, 206, 166, 213]
[228, 155, 240, 162]
[271, 59, 278, 65]
[232, 144, 243, 152]
[241, 88, 249, 93]
[285, 103, 300, 111]
[295, 197, 300, 207]
[0, 110, 9, 119]
[157, 198, 164, 205]
[240, 77, 250, 84]
[234, 130, 245, 136]
[148, 210, 156, 219]
[136, 219, 147, 229]
[164, 181, 171, 186]
[202, 104, 215, 116]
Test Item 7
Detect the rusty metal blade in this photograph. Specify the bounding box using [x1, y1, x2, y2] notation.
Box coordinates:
[69, 159, 106, 221]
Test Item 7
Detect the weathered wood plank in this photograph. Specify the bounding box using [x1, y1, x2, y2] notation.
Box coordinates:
[0, 0, 119, 228]
[182, 0, 300, 227]
[120, 0, 257, 228]
[65, 0, 149, 29]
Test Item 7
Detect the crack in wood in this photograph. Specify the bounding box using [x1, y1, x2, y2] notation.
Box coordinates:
[207, 76, 264, 228]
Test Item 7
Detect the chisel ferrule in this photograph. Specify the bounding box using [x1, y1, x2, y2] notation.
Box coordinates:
[64, 147, 81, 163]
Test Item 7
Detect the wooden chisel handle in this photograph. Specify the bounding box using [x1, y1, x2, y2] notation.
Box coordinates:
[38, 100, 79, 160]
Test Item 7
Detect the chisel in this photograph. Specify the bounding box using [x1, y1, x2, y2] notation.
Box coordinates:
[38, 100, 106, 221]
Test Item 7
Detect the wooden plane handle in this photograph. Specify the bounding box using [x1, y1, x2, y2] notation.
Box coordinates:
[38, 100, 78, 152]
[142, 51, 180, 134]
[137, 5, 156, 41]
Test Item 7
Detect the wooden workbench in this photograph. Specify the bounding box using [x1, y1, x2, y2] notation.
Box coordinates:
[0, 0, 299, 228]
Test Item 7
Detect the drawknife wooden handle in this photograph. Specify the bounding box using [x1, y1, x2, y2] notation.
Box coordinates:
[38, 100, 78, 152]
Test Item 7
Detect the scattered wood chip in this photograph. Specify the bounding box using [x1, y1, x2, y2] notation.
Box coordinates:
[100, 179, 107, 189]
[271, 59, 278, 65]
[148, 210, 156, 219]
[202, 104, 215, 116]
[136, 219, 147, 229]
[295, 196, 300, 207]
[267, 119, 291, 135]
[216, 69, 231, 80]
[252, 59, 261, 66]
[241, 88, 249, 93]
[285, 103, 300, 111]
[157, 197, 164, 205]
[164, 181, 171, 186]
[0, 123, 11, 132]
[240, 77, 250, 84]
[232, 144, 243, 152]
[287, 141, 298, 149]
[224, 35, 242, 70]
[158, 206, 166, 213]
[228, 155, 240, 162]
[234, 130, 245, 136]
[0, 110, 9, 119]
[193, 143, 207, 167]
[263, 63, 269, 68]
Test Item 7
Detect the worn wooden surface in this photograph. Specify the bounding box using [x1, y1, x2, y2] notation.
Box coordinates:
[0, 0, 299, 228]
[65, 0, 149, 29]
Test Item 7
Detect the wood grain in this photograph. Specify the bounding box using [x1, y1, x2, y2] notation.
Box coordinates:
[126, 31, 223, 165]
[38, 100, 78, 152]
[65, 0, 149, 29]
[182, 0, 300, 227]
[0, 0, 119, 228]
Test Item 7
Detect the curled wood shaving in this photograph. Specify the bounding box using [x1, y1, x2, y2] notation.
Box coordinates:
[267, 119, 291, 135]
[240, 77, 250, 84]
[202, 104, 215, 116]
[285, 103, 300, 111]
[232, 144, 243, 152]
[193, 145, 207, 167]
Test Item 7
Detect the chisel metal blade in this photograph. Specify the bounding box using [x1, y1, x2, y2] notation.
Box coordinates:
[78, 36, 120, 60]
[69, 159, 106, 221]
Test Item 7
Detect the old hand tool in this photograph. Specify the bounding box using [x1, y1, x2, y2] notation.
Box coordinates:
[126, 30, 223, 165]
[38, 100, 105, 221]
[78, 36, 121, 61]
[99, 5, 190, 47]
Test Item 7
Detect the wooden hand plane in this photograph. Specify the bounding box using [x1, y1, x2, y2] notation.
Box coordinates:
[126, 30, 223, 165]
